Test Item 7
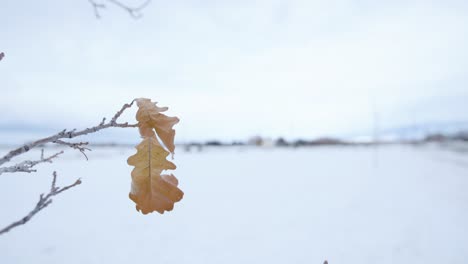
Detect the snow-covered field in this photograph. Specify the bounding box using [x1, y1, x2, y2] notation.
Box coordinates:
[1, 145, 467, 264]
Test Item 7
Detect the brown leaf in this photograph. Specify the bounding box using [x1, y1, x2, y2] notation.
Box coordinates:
[127, 137, 183, 214]
[135, 98, 179, 154]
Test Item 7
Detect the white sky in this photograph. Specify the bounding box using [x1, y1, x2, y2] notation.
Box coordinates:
[1, 0, 468, 141]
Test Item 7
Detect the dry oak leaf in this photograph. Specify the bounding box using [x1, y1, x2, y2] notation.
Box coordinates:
[127, 137, 184, 214]
[135, 98, 179, 154]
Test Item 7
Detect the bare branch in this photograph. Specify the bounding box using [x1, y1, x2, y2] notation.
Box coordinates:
[0, 171, 81, 235]
[110, 99, 135, 125]
[99, 117, 106, 126]
[0, 99, 139, 234]
[88, 0, 151, 19]
[53, 140, 91, 160]
[0, 151, 64, 175]
[0, 100, 138, 167]
[88, 0, 105, 18]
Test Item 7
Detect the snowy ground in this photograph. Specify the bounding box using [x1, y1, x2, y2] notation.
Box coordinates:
[0, 145, 467, 264]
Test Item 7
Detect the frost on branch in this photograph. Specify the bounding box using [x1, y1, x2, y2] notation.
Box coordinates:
[0, 98, 182, 236]
[0, 171, 81, 235]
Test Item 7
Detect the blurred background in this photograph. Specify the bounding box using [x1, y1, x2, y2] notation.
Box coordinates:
[1, 1, 468, 264]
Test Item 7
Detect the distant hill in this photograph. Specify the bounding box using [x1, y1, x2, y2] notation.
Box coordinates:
[377, 120, 468, 141]
[1, 120, 468, 147]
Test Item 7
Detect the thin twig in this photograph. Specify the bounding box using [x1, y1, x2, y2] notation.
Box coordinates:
[0, 100, 137, 167]
[0, 171, 81, 235]
[88, 0, 151, 19]
[88, 0, 106, 18]
[53, 140, 91, 160]
[110, 99, 135, 125]
[0, 151, 64, 175]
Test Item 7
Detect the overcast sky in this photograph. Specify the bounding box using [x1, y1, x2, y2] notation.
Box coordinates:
[1, 0, 468, 142]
